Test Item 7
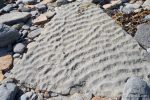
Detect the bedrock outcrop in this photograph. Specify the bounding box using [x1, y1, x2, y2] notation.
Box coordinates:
[9, 2, 150, 97]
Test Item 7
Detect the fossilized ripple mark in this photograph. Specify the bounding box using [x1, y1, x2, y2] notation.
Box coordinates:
[9, 2, 150, 97]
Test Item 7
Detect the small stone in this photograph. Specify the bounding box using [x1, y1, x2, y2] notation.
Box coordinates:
[18, 3, 24, 11]
[28, 28, 41, 39]
[2, 4, 13, 12]
[11, 23, 24, 30]
[20, 6, 31, 12]
[13, 53, 21, 58]
[103, 0, 121, 9]
[50, 92, 58, 97]
[30, 26, 37, 31]
[133, 8, 141, 13]
[94, 0, 111, 4]
[0, 54, 13, 71]
[42, 0, 55, 4]
[22, 30, 28, 37]
[33, 14, 48, 25]
[13, 4, 17, 7]
[30, 10, 39, 17]
[20, 92, 38, 100]
[37, 93, 44, 100]
[120, 0, 128, 3]
[147, 48, 150, 53]
[2, 78, 14, 84]
[44, 10, 56, 19]
[16, 0, 37, 4]
[144, 14, 150, 21]
[37, 0, 41, 2]
[122, 1, 142, 14]
[35, 3, 47, 11]
[44, 91, 50, 98]
[22, 25, 30, 30]
[0, 0, 4, 9]
[24, 4, 35, 9]
[13, 43, 26, 54]
[142, 0, 150, 10]
[56, 0, 68, 6]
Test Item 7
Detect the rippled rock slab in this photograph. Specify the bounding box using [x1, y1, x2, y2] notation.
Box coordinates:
[9, 2, 150, 97]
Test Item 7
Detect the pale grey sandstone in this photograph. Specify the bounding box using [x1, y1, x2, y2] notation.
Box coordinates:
[0, 12, 31, 25]
[9, 2, 150, 98]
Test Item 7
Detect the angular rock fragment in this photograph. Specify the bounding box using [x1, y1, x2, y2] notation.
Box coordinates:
[0, 24, 20, 47]
[0, 54, 13, 71]
[0, 12, 31, 25]
[33, 14, 48, 25]
[28, 28, 41, 39]
[20, 91, 38, 100]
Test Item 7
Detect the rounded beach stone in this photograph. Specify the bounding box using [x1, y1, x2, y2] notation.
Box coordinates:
[13, 43, 26, 54]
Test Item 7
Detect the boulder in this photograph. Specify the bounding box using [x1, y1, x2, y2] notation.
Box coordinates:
[122, 77, 150, 100]
[0, 24, 20, 47]
[135, 23, 150, 49]
[0, 12, 31, 25]
[0, 78, 18, 100]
